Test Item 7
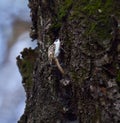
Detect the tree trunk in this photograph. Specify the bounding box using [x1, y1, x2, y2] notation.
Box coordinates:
[18, 0, 120, 123]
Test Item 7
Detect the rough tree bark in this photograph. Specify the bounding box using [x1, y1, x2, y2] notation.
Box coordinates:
[18, 0, 120, 123]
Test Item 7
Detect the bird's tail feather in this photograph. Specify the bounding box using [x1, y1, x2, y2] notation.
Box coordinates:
[54, 58, 65, 75]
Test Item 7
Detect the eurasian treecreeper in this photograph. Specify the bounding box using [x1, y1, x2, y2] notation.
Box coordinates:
[48, 38, 65, 74]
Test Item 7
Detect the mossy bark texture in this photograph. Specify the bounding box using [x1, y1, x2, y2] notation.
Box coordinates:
[18, 0, 120, 123]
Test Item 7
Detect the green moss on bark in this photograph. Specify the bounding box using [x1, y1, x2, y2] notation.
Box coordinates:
[17, 48, 38, 89]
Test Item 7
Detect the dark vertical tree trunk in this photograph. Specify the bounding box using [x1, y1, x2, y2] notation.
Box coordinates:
[18, 0, 120, 123]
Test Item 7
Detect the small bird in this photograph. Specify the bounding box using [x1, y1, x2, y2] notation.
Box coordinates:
[48, 39, 60, 63]
[48, 39, 64, 74]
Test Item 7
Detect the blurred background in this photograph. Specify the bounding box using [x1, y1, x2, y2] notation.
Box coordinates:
[0, 0, 37, 123]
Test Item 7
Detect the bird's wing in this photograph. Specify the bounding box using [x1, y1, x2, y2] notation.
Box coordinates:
[48, 44, 55, 58]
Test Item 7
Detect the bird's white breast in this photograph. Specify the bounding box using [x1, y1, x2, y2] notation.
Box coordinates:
[54, 39, 60, 57]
